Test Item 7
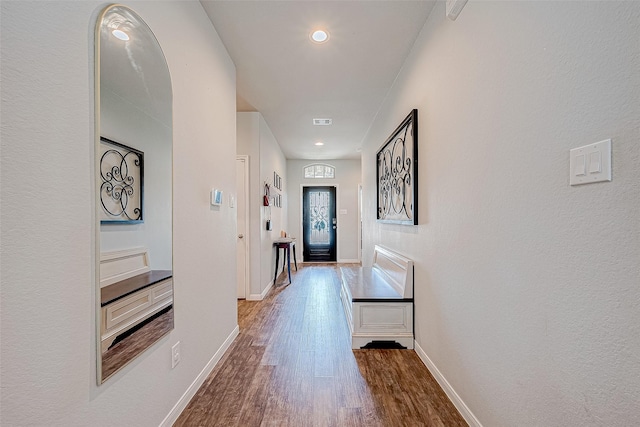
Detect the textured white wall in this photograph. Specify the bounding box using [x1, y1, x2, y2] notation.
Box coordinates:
[259, 115, 288, 292]
[361, 1, 640, 426]
[237, 112, 287, 298]
[286, 159, 361, 262]
[1, 1, 237, 425]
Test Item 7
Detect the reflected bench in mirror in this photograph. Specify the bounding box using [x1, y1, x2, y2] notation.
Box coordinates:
[100, 248, 173, 380]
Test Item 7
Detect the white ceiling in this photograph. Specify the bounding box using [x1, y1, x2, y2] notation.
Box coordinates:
[200, 1, 436, 160]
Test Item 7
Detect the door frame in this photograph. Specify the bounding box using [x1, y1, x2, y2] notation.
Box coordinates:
[358, 183, 362, 263]
[299, 184, 339, 262]
[236, 155, 250, 299]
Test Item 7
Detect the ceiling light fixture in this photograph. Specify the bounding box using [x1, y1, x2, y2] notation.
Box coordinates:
[310, 29, 329, 44]
[313, 118, 332, 126]
[112, 29, 130, 41]
[315, 142, 324, 146]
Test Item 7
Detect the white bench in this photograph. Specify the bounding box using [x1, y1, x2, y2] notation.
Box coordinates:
[339, 245, 414, 349]
[100, 248, 173, 353]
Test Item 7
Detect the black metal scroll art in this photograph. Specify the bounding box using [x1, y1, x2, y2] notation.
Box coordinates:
[378, 118, 414, 223]
[100, 140, 143, 221]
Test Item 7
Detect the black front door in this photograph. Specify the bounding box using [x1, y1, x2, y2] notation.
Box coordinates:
[302, 186, 336, 262]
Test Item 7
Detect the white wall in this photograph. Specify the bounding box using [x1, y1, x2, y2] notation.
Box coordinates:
[1, 1, 238, 426]
[259, 115, 288, 292]
[287, 159, 361, 262]
[237, 112, 287, 298]
[361, 2, 640, 426]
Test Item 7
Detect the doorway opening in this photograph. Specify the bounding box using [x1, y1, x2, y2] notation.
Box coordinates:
[302, 186, 337, 262]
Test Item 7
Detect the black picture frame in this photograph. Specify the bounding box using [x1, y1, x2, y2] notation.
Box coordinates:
[99, 137, 144, 223]
[376, 109, 418, 225]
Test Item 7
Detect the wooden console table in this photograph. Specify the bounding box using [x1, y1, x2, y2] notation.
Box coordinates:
[273, 239, 297, 285]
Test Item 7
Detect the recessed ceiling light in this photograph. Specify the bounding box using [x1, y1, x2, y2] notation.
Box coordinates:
[310, 29, 329, 44]
[112, 29, 129, 41]
[315, 142, 324, 146]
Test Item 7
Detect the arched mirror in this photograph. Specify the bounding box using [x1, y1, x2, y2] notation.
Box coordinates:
[95, 5, 173, 384]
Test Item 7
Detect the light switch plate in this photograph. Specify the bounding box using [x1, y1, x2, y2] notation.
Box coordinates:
[171, 341, 181, 368]
[570, 139, 611, 186]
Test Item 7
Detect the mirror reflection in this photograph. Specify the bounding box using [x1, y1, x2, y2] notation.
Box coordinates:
[96, 5, 173, 383]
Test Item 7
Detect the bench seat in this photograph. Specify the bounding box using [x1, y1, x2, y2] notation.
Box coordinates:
[339, 245, 414, 349]
[341, 267, 412, 301]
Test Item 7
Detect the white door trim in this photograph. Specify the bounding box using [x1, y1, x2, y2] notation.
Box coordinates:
[357, 183, 362, 263]
[236, 155, 250, 299]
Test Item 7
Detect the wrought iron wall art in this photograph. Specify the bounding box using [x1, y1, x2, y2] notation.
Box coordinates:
[310, 190, 330, 244]
[99, 137, 144, 223]
[376, 109, 418, 225]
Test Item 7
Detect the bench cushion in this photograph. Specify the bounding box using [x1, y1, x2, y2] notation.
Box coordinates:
[341, 266, 413, 302]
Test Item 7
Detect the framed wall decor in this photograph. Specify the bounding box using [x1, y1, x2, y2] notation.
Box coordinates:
[99, 137, 144, 223]
[376, 109, 418, 225]
[273, 172, 282, 190]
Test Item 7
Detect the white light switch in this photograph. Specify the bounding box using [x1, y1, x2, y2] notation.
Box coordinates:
[574, 154, 586, 176]
[588, 152, 601, 174]
[570, 139, 611, 186]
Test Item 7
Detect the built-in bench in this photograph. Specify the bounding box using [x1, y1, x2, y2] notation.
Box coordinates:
[100, 248, 173, 353]
[339, 245, 414, 349]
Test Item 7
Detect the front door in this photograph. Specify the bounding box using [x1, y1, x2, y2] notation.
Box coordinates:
[302, 186, 337, 262]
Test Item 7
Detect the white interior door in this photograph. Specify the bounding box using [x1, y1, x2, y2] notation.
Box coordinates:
[236, 156, 249, 298]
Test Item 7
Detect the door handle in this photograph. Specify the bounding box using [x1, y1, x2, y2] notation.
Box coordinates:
[238, 234, 244, 238]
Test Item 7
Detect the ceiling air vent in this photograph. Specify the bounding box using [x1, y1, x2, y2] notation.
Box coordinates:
[313, 118, 332, 126]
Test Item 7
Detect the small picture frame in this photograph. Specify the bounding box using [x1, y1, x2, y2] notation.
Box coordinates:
[273, 172, 282, 190]
[211, 189, 223, 206]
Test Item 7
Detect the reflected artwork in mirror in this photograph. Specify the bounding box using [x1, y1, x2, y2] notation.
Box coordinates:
[95, 5, 173, 383]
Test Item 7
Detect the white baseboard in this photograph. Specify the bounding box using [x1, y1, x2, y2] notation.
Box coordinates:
[338, 258, 360, 263]
[247, 280, 273, 301]
[160, 325, 240, 427]
[414, 340, 482, 427]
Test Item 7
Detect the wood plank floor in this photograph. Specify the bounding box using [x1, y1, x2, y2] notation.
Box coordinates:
[175, 265, 466, 427]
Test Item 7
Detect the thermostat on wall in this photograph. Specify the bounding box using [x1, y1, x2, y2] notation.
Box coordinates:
[211, 189, 223, 206]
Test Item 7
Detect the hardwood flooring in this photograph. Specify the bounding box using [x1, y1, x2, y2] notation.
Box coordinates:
[175, 265, 466, 427]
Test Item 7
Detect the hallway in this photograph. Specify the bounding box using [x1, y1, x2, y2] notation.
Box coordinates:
[175, 265, 466, 426]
